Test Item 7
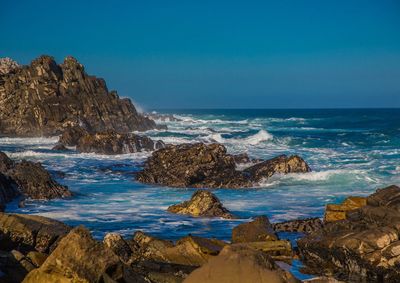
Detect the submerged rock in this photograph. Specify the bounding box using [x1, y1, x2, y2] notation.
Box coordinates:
[168, 190, 235, 219]
[183, 244, 300, 283]
[51, 143, 68, 151]
[232, 216, 278, 243]
[0, 151, 72, 209]
[0, 55, 160, 137]
[137, 142, 311, 188]
[298, 185, 400, 282]
[76, 130, 165, 155]
[272, 217, 323, 234]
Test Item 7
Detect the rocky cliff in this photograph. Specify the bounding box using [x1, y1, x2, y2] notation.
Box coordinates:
[0, 55, 159, 137]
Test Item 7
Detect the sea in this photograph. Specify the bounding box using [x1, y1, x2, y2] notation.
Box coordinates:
[1, 108, 399, 279]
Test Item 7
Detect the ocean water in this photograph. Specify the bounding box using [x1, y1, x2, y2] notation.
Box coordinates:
[1, 108, 400, 279]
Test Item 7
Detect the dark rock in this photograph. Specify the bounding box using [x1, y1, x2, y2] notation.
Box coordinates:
[76, 130, 165, 155]
[104, 232, 133, 264]
[273, 217, 323, 234]
[183, 244, 300, 283]
[0, 250, 30, 283]
[232, 216, 278, 243]
[51, 143, 68, 151]
[232, 153, 251, 164]
[0, 172, 20, 211]
[243, 154, 311, 182]
[136, 143, 250, 188]
[298, 185, 400, 282]
[58, 125, 88, 146]
[137, 143, 310, 189]
[0, 55, 161, 137]
[0, 212, 71, 253]
[167, 190, 235, 219]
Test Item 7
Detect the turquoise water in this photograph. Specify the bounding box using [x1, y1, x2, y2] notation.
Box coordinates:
[1, 109, 399, 279]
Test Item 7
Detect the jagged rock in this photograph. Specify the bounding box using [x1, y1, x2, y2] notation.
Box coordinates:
[26, 251, 48, 267]
[243, 154, 311, 182]
[0, 172, 19, 211]
[232, 216, 278, 243]
[232, 153, 251, 164]
[0, 212, 71, 253]
[76, 130, 165, 155]
[324, 196, 367, 222]
[183, 244, 300, 283]
[0, 55, 161, 137]
[132, 231, 227, 266]
[273, 218, 323, 234]
[23, 226, 145, 283]
[104, 232, 133, 264]
[137, 143, 310, 188]
[167, 190, 235, 219]
[0, 57, 19, 75]
[51, 143, 68, 151]
[58, 125, 89, 146]
[298, 185, 400, 282]
[0, 250, 30, 283]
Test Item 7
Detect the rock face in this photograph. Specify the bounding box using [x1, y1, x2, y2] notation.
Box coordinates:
[232, 216, 278, 243]
[137, 143, 311, 188]
[183, 244, 300, 283]
[0, 151, 72, 209]
[243, 155, 311, 182]
[272, 217, 323, 234]
[324, 196, 367, 222]
[0, 213, 71, 253]
[167, 190, 235, 219]
[75, 130, 165, 155]
[23, 226, 144, 283]
[0, 57, 19, 75]
[298, 185, 400, 282]
[0, 55, 159, 137]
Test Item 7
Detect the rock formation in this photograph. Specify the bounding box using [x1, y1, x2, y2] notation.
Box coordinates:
[167, 190, 235, 219]
[298, 185, 400, 282]
[323, 196, 367, 222]
[183, 244, 300, 283]
[0, 151, 72, 210]
[137, 143, 311, 188]
[272, 217, 323, 234]
[232, 216, 278, 243]
[0, 57, 19, 75]
[0, 55, 160, 137]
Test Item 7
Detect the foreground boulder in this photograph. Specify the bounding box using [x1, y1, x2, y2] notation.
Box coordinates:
[232, 216, 278, 243]
[298, 185, 400, 282]
[75, 130, 165, 154]
[0, 213, 71, 253]
[23, 226, 145, 283]
[324, 196, 367, 222]
[272, 217, 323, 234]
[0, 152, 72, 209]
[0, 55, 160, 137]
[168, 190, 235, 219]
[137, 143, 310, 188]
[184, 244, 299, 283]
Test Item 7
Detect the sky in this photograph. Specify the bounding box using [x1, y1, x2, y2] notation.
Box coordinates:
[1, 0, 400, 109]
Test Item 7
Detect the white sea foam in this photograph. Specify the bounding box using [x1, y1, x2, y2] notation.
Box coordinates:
[0, 136, 59, 145]
[207, 130, 273, 146]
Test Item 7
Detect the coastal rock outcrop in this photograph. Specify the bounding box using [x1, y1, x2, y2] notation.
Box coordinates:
[137, 143, 311, 188]
[298, 185, 400, 282]
[183, 244, 300, 283]
[0, 151, 72, 209]
[76, 130, 165, 155]
[232, 216, 278, 243]
[272, 217, 323, 234]
[23, 226, 145, 283]
[0, 57, 19, 75]
[323, 196, 366, 222]
[0, 55, 160, 137]
[167, 190, 235, 219]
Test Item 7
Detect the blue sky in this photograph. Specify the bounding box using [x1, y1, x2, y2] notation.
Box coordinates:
[1, 0, 400, 109]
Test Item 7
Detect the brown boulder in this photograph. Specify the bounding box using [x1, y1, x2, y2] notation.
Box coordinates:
[324, 196, 367, 222]
[243, 154, 311, 182]
[273, 217, 323, 234]
[167, 190, 235, 219]
[0, 212, 71, 253]
[23, 226, 144, 283]
[298, 185, 400, 282]
[0, 55, 160, 137]
[183, 244, 300, 283]
[58, 125, 89, 146]
[232, 216, 278, 243]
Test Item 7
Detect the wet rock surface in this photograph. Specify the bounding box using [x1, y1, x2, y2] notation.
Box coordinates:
[0, 55, 160, 137]
[137, 143, 310, 188]
[0, 151, 72, 209]
[167, 190, 235, 219]
[298, 185, 400, 282]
